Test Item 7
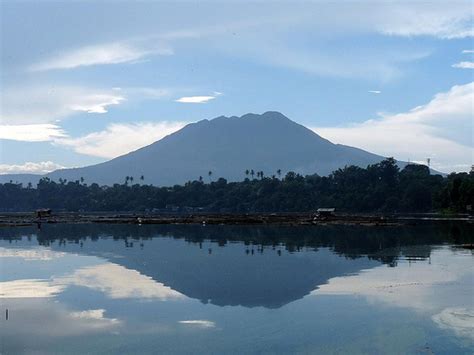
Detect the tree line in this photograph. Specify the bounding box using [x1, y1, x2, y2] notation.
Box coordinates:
[0, 158, 472, 213]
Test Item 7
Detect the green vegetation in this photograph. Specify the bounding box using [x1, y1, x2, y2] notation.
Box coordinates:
[0, 158, 472, 213]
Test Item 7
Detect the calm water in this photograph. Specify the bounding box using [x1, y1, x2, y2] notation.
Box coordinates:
[0, 223, 473, 354]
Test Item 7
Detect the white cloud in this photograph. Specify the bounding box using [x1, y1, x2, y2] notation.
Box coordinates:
[314, 247, 474, 340]
[0, 256, 185, 300]
[452, 61, 474, 69]
[30, 41, 172, 71]
[432, 308, 474, 340]
[312, 82, 474, 173]
[175, 94, 219, 103]
[1, 86, 172, 131]
[55, 121, 187, 158]
[0, 247, 67, 260]
[1, 86, 176, 145]
[0, 279, 65, 298]
[69, 95, 124, 113]
[178, 320, 216, 328]
[315, 250, 467, 311]
[375, 4, 473, 39]
[1, 86, 125, 125]
[368, 90, 381, 94]
[462, 50, 474, 53]
[0, 161, 66, 175]
[1, 300, 122, 339]
[57, 263, 185, 300]
[69, 309, 122, 329]
[0, 124, 66, 141]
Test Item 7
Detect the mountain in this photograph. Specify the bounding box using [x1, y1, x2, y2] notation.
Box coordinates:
[2, 112, 392, 186]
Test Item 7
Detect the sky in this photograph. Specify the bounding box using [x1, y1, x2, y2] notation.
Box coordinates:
[1, 1, 473, 174]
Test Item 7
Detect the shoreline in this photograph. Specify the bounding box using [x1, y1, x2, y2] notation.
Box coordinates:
[0, 212, 471, 228]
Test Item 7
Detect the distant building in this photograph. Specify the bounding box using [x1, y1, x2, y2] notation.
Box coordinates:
[316, 208, 335, 217]
[36, 208, 52, 218]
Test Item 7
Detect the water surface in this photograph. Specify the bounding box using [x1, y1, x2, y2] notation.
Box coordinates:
[1, 224, 473, 354]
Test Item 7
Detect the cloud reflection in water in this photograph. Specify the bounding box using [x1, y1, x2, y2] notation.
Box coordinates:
[314, 248, 474, 340]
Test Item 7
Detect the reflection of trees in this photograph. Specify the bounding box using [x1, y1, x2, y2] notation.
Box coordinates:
[0, 222, 472, 266]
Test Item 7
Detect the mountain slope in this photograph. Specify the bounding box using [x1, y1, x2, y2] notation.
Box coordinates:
[3, 112, 390, 186]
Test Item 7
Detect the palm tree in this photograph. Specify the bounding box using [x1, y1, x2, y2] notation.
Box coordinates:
[208, 170, 213, 182]
[80, 177, 84, 184]
[250, 169, 255, 179]
[277, 169, 281, 178]
[140, 175, 144, 182]
[130, 176, 134, 184]
[245, 169, 249, 178]
[199, 175, 203, 183]
[125, 176, 129, 185]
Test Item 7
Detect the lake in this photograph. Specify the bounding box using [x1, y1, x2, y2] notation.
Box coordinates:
[1, 223, 473, 354]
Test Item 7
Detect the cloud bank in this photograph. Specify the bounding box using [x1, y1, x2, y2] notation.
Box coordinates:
[373, 2, 473, 39]
[58, 263, 185, 300]
[314, 247, 474, 340]
[1, 86, 125, 125]
[313, 82, 474, 173]
[0, 161, 66, 175]
[0, 86, 172, 142]
[56, 121, 188, 158]
[0, 250, 185, 301]
[0, 124, 66, 142]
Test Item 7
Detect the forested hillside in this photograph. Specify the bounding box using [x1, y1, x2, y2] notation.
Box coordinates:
[1, 159, 472, 213]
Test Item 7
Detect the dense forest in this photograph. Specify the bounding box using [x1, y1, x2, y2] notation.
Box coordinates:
[0, 158, 472, 213]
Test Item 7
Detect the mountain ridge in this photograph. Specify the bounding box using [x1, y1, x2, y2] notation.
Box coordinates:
[1, 112, 402, 186]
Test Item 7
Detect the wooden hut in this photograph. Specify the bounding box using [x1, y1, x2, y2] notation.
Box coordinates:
[316, 208, 335, 217]
[36, 208, 52, 218]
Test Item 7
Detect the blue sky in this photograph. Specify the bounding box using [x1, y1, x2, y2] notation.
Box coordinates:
[1, 1, 473, 174]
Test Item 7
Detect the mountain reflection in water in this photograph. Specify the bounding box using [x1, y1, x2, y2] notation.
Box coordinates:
[1, 223, 472, 308]
[0, 223, 472, 355]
